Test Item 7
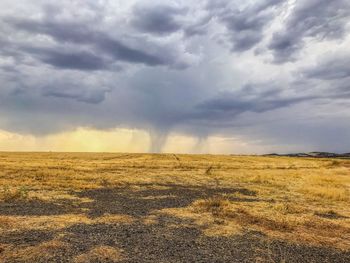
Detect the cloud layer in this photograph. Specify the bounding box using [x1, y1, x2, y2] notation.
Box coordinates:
[0, 0, 350, 153]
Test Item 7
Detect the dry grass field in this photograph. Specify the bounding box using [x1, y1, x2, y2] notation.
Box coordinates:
[0, 152, 349, 262]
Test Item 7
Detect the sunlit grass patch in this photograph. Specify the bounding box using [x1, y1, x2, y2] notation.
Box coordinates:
[300, 186, 349, 201]
[0, 239, 70, 262]
[74, 245, 123, 263]
[95, 213, 134, 224]
[141, 194, 177, 200]
[142, 214, 159, 225]
[0, 185, 30, 202]
[0, 213, 134, 232]
[0, 214, 93, 231]
[272, 203, 306, 214]
[28, 190, 94, 203]
[192, 197, 295, 232]
[161, 194, 350, 249]
[0, 216, 16, 229]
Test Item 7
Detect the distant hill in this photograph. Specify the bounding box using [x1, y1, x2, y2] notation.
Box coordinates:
[264, 152, 350, 158]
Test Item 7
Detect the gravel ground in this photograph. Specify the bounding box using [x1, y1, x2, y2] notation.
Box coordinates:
[1, 184, 349, 262]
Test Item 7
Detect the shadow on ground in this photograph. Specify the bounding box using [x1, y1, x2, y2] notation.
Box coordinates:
[62, 217, 350, 263]
[75, 183, 258, 217]
[0, 184, 257, 217]
[0, 199, 81, 216]
[0, 184, 349, 262]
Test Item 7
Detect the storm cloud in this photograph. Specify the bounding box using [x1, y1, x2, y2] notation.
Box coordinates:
[0, 0, 350, 153]
[131, 3, 186, 35]
[269, 0, 350, 63]
[3, 12, 195, 69]
[217, 0, 284, 52]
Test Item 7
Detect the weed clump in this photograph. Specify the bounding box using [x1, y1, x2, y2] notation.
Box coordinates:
[194, 197, 233, 217]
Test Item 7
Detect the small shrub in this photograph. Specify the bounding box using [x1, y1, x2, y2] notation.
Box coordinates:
[194, 197, 232, 217]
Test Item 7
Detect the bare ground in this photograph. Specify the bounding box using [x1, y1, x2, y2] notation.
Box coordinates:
[1, 183, 349, 262]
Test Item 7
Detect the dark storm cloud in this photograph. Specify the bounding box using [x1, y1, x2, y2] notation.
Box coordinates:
[42, 85, 108, 104]
[269, 0, 350, 63]
[26, 47, 108, 71]
[213, 0, 283, 52]
[195, 84, 317, 121]
[131, 3, 186, 35]
[297, 53, 350, 101]
[3, 15, 189, 69]
[130, 1, 214, 38]
[129, 0, 285, 51]
[1, 0, 350, 153]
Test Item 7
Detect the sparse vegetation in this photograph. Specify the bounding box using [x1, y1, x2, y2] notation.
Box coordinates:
[0, 153, 349, 262]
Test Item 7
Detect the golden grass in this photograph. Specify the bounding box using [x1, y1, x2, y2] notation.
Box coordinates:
[74, 246, 123, 263]
[95, 214, 134, 224]
[161, 196, 350, 249]
[0, 186, 29, 202]
[0, 240, 70, 262]
[142, 214, 159, 225]
[301, 186, 349, 201]
[0, 214, 92, 231]
[0, 152, 349, 252]
[0, 213, 134, 232]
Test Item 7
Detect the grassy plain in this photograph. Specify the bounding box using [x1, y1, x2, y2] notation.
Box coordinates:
[0, 152, 349, 262]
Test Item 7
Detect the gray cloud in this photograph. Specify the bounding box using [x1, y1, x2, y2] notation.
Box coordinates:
[131, 3, 186, 35]
[297, 53, 350, 101]
[129, 0, 285, 52]
[184, 14, 212, 37]
[214, 0, 283, 52]
[269, 0, 350, 63]
[26, 47, 109, 71]
[42, 85, 109, 104]
[3, 13, 193, 70]
[130, 1, 214, 39]
[195, 84, 317, 122]
[0, 0, 350, 153]
[303, 53, 350, 80]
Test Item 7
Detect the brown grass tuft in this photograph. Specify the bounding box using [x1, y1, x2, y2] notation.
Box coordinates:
[74, 246, 123, 263]
[0, 240, 70, 262]
[0, 216, 16, 229]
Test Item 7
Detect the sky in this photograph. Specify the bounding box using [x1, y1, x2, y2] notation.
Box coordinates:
[0, 0, 350, 154]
